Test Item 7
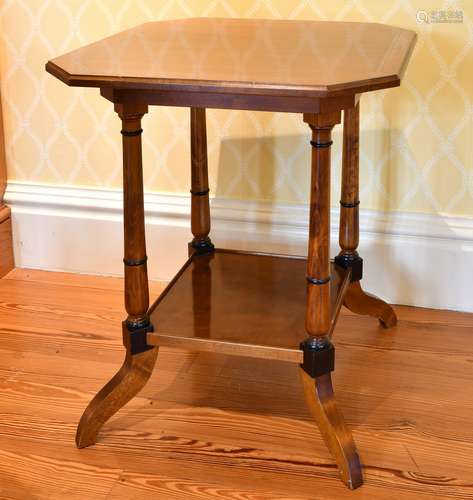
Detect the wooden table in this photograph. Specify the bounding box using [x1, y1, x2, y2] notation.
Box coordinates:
[46, 18, 416, 490]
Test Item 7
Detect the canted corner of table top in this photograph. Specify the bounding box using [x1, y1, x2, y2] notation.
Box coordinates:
[45, 18, 417, 101]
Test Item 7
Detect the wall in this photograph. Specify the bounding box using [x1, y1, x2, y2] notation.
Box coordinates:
[0, 1, 472, 311]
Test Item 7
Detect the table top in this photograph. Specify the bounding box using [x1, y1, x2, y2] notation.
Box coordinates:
[46, 18, 416, 98]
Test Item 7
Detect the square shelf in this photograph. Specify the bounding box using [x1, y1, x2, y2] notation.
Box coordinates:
[148, 249, 350, 363]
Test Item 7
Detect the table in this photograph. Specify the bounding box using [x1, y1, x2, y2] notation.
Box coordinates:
[46, 18, 416, 489]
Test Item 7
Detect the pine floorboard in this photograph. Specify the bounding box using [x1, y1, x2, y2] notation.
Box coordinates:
[0, 268, 472, 499]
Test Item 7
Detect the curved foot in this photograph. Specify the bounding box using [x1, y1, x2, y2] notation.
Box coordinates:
[299, 367, 363, 489]
[343, 281, 397, 328]
[76, 347, 158, 448]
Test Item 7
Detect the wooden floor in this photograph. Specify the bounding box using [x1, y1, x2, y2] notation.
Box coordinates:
[0, 269, 472, 499]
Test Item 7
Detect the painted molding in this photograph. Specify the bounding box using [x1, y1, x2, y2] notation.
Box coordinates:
[5, 181, 473, 312]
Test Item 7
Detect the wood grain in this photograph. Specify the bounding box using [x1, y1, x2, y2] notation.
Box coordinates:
[0, 87, 13, 278]
[190, 107, 212, 251]
[46, 19, 416, 99]
[0, 207, 14, 278]
[344, 281, 397, 328]
[75, 347, 159, 449]
[303, 112, 341, 340]
[339, 102, 360, 254]
[0, 87, 7, 201]
[337, 102, 397, 328]
[148, 250, 350, 362]
[1, 269, 473, 499]
[74, 102, 159, 449]
[300, 368, 362, 489]
[116, 102, 150, 330]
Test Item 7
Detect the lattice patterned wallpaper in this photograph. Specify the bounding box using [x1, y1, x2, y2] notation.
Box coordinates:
[0, 0, 472, 216]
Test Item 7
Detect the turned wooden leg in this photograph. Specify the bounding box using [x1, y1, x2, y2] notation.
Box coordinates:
[336, 101, 397, 328]
[76, 102, 158, 448]
[301, 112, 362, 489]
[188, 107, 214, 337]
[189, 107, 214, 256]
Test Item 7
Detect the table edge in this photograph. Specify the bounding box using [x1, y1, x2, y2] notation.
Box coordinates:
[45, 59, 404, 99]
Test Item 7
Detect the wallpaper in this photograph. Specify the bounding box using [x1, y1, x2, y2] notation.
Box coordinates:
[0, 0, 472, 216]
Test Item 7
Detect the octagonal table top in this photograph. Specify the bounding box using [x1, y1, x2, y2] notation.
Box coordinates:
[46, 18, 416, 98]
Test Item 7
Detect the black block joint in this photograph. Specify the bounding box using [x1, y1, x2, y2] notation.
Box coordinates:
[122, 321, 154, 355]
[334, 253, 363, 282]
[190, 237, 215, 255]
[300, 338, 335, 378]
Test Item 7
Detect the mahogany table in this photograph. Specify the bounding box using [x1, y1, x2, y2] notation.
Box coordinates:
[46, 18, 416, 489]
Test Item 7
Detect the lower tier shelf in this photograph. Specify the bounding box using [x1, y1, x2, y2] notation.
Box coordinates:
[148, 249, 350, 363]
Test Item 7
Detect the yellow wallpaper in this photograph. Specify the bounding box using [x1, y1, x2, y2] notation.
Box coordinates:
[0, 1, 472, 216]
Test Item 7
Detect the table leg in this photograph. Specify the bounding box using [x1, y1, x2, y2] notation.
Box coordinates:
[189, 107, 214, 338]
[189, 107, 214, 255]
[300, 111, 362, 489]
[336, 102, 397, 328]
[76, 102, 158, 448]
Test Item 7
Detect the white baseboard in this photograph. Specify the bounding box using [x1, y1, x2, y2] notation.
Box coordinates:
[5, 181, 473, 312]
